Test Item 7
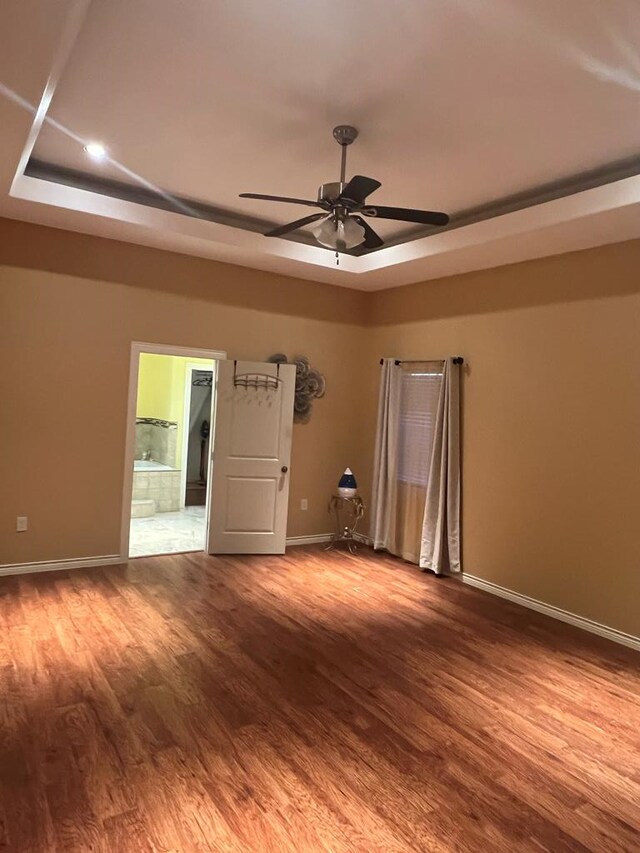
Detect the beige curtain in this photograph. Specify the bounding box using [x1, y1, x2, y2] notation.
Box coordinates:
[371, 357, 461, 574]
[392, 481, 427, 563]
[371, 358, 401, 551]
[420, 358, 462, 574]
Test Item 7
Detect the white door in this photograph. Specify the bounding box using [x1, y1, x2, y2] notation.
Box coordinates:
[207, 360, 296, 554]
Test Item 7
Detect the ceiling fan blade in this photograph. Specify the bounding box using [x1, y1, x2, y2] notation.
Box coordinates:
[363, 206, 449, 226]
[339, 175, 382, 206]
[351, 215, 384, 249]
[264, 212, 327, 238]
[240, 193, 323, 208]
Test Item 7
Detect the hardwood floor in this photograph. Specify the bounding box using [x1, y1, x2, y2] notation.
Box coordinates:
[0, 547, 638, 852]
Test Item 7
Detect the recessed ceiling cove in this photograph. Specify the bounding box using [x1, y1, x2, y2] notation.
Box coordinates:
[3, 0, 640, 289]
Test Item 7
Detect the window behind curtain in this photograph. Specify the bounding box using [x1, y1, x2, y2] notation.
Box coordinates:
[398, 363, 443, 487]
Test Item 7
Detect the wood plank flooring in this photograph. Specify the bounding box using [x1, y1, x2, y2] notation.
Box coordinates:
[0, 546, 639, 852]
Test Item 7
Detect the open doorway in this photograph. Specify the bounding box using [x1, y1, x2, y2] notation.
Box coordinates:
[121, 343, 225, 559]
[181, 364, 214, 512]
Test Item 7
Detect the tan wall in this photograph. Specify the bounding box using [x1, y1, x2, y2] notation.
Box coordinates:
[367, 241, 640, 637]
[2, 217, 639, 637]
[0, 219, 370, 564]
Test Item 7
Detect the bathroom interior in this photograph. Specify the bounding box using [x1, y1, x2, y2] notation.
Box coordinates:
[129, 353, 216, 557]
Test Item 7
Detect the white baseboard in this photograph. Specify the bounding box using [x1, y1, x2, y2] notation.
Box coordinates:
[0, 554, 123, 578]
[354, 532, 373, 546]
[460, 573, 640, 652]
[286, 534, 333, 547]
[1, 537, 356, 572]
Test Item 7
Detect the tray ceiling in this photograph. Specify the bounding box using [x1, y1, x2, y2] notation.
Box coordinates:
[2, 0, 640, 289]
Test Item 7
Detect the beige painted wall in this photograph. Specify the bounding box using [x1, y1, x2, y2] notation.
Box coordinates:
[367, 241, 640, 637]
[2, 218, 639, 638]
[0, 219, 369, 565]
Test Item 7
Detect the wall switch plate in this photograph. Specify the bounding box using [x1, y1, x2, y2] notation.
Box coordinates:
[16, 516, 28, 532]
[300, 499, 308, 511]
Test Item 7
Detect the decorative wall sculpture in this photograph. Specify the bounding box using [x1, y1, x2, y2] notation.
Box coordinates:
[267, 354, 326, 423]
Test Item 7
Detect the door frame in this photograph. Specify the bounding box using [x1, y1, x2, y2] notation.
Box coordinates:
[120, 341, 226, 560]
[179, 362, 215, 508]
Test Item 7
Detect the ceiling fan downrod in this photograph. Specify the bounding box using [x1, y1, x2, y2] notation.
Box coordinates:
[317, 125, 360, 208]
[333, 124, 359, 183]
[321, 125, 361, 265]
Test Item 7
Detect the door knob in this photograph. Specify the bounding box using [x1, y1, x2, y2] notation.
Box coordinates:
[281, 466, 288, 473]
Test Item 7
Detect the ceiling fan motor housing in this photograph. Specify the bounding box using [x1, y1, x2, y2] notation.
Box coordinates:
[317, 182, 346, 204]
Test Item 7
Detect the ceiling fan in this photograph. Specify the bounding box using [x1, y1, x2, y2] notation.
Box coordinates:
[239, 125, 450, 253]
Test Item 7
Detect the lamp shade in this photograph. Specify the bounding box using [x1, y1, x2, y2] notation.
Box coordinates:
[312, 216, 365, 250]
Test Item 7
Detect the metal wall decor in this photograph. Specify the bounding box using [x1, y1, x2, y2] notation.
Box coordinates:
[135, 417, 178, 430]
[267, 353, 326, 423]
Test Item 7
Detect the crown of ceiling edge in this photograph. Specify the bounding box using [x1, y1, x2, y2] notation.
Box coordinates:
[7, 0, 640, 288]
[25, 149, 640, 264]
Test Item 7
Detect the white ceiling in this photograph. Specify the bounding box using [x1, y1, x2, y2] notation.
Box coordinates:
[2, 0, 640, 289]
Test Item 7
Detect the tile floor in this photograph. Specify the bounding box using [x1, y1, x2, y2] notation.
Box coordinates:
[129, 505, 207, 557]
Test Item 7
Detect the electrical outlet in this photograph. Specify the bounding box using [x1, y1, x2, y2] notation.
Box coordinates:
[300, 499, 308, 511]
[16, 516, 28, 532]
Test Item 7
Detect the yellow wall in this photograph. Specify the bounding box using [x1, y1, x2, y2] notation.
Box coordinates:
[1, 217, 639, 638]
[136, 352, 174, 422]
[136, 353, 214, 467]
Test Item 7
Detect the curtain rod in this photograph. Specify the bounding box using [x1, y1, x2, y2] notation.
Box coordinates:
[379, 357, 464, 366]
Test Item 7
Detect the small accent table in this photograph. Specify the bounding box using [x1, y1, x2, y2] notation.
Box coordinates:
[326, 494, 365, 553]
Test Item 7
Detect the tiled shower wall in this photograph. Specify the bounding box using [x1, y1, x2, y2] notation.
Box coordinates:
[135, 418, 178, 466]
[134, 419, 181, 512]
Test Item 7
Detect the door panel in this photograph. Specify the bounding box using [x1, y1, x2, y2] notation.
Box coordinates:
[208, 360, 295, 554]
[225, 477, 277, 532]
[229, 397, 281, 459]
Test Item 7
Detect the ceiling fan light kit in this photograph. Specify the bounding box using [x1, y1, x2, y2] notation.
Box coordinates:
[312, 215, 366, 251]
[240, 126, 450, 256]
